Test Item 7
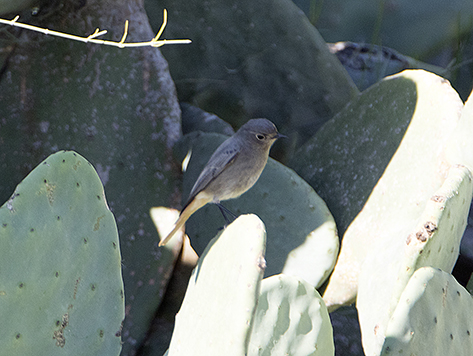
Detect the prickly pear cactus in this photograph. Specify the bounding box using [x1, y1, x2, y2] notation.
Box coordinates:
[167, 214, 266, 355]
[328, 42, 446, 91]
[290, 70, 463, 309]
[0, 151, 124, 355]
[180, 103, 236, 136]
[0, 2, 183, 353]
[357, 164, 473, 356]
[0, 0, 34, 15]
[151, 0, 358, 143]
[175, 132, 339, 288]
[248, 274, 334, 356]
[380, 267, 473, 356]
[446, 90, 473, 170]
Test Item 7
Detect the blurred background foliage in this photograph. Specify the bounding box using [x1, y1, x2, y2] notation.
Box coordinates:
[295, 0, 473, 99]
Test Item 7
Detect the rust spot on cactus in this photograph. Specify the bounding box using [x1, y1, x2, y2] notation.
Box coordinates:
[73, 278, 81, 299]
[374, 324, 379, 335]
[416, 230, 428, 242]
[45, 181, 56, 206]
[257, 255, 266, 270]
[431, 195, 445, 203]
[53, 313, 69, 347]
[94, 215, 106, 231]
[406, 234, 412, 245]
[115, 320, 124, 337]
[424, 222, 437, 234]
[415, 221, 437, 242]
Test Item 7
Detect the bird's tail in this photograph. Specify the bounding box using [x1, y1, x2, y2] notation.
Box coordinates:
[158, 195, 209, 246]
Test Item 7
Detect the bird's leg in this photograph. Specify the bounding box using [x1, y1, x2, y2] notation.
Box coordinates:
[216, 203, 237, 225]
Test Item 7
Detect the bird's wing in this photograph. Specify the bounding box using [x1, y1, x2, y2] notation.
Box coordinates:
[185, 142, 240, 206]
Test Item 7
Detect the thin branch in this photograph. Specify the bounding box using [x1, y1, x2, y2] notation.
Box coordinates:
[153, 7, 168, 42]
[119, 20, 129, 45]
[0, 9, 191, 48]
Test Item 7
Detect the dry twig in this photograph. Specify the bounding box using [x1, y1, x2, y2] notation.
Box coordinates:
[0, 9, 191, 48]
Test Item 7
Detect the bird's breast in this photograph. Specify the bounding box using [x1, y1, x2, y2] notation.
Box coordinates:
[207, 151, 268, 201]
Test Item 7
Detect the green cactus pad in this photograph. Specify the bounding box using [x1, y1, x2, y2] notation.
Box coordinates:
[380, 267, 473, 355]
[0, 0, 35, 15]
[167, 214, 266, 355]
[175, 132, 339, 288]
[151, 0, 358, 144]
[357, 165, 473, 355]
[0, 3, 182, 354]
[180, 103, 236, 136]
[291, 69, 463, 309]
[248, 274, 334, 356]
[0, 151, 124, 355]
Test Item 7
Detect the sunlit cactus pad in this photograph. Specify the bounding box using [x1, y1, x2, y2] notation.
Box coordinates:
[381, 267, 473, 356]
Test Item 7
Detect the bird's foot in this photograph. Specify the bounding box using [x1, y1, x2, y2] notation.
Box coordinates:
[216, 203, 237, 225]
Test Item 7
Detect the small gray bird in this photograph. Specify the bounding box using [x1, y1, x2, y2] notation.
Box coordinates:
[159, 118, 284, 246]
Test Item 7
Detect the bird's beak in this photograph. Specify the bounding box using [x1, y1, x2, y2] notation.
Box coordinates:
[275, 133, 287, 139]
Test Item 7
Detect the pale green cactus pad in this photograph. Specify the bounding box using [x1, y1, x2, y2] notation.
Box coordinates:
[380, 267, 473, 356]
[167, 214, 266, 356]
[149, 206, 185, 251]
[0, 151, 124, 356]
[296, 70, 464, 309]
[175, 132, 339, 288]
[446, 89, 473, 170]
[248, 274, 334, 356]
[357, 165, 473, 355]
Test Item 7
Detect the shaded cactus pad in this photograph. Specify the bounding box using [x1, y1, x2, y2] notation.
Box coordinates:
[0, 151, 124, 356]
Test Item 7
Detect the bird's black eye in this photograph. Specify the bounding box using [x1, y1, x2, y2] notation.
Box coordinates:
[256, 134, 265, 141]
